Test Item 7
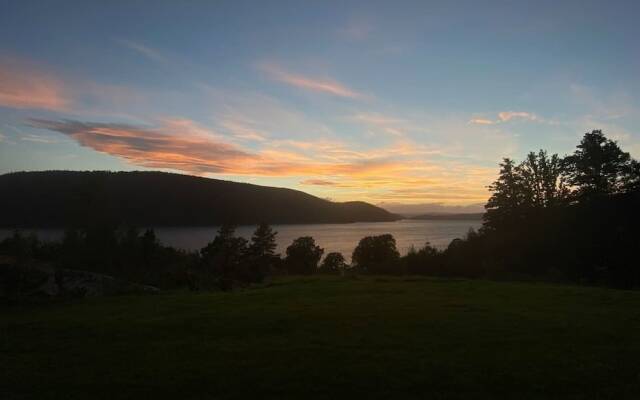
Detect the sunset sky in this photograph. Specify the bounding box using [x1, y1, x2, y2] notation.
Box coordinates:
[1, 0, 639, 211]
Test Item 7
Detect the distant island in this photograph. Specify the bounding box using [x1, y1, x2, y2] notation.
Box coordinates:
[409, 213, 484, 221]
[0, 171, 400, 227]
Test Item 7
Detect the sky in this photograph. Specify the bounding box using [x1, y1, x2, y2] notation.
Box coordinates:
[1, 0, 639, 212]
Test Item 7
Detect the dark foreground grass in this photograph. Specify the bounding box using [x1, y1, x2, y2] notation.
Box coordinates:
[2, 276, 640, 399]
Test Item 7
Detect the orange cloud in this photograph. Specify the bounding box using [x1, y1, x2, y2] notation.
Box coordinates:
[29, 119, 256, 174]
[300, 179, 339, 186]
[0, 59, 70, 111]
[29, 118, 400, 178]
[497, 111, 538, 122]
[469, 112, 540, 125]
[0, 56, 150, 116]
[31, 118, 494, 205]
[261, 63, 365, 99]
[468, 118, 494, 125]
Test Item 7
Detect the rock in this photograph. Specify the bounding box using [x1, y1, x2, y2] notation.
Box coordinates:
[0, 261, 159, 301]
[55, 268, 159, 297]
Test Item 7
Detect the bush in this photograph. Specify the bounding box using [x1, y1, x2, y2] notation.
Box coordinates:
[319, 252, 348, 274]
[352, 234, 400, 274]
[404, 242, 442, 275]
[285, 237, 324, 275]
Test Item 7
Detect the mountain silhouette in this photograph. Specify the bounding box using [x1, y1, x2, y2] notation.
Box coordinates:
[0, 171, 399, 227]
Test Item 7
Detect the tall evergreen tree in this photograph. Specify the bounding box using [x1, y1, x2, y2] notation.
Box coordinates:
[246, 223, 279, 282]
[200, 224, 248, 279]
[248, 223, 277, 258]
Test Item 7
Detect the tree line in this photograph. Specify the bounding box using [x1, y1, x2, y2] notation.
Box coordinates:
[173, 129, 640, 289]
[1, 223, 354, 291]
[403, 130, 640, 288]
[2, 129, 639, 290]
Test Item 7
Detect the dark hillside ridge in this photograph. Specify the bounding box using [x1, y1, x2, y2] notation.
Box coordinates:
[0, 171, 399, 227]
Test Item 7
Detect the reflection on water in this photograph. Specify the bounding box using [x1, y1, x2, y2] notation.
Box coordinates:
[0, 219, 481, 260]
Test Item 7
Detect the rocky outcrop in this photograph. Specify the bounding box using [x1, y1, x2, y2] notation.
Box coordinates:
[0, 261, 158, 301]
[55, 268, 159, 297]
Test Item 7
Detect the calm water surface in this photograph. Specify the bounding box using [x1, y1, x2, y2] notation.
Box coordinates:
[0, 219, 481, 260]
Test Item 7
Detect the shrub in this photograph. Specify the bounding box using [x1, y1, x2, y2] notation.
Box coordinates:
[319, 252, 348, 274]
[351, 234, 400, 274]
[285, 237, 324, 275]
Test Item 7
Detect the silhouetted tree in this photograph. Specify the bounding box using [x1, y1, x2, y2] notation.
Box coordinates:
[351, 234, 400, 274]
[484, 158, 528, 230]
[404, 242, 442, 275]
[0, 225, 190, 290]
[563, 130, 636, 200]
[249, 223, 277, 257]
[442, 228, 489, 278]
[285, 236, 324, 275]
[472, 130, 640, 286]
[519, 150, 569, 208]
[245, 223, 279, 282]
[626, 160, 640, 192]
[200, 225, 248, 290]
[319, 252, 347, 274]
[485, 150, 569, 231]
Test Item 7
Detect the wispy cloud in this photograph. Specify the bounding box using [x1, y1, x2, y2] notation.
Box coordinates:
[300, 179, 339, 186]
[260, 63, 366, 99]
[0, 55, 151, 118]
[30, 115, 498, 205]
[469, 111, 539, 125]
[117, 39, 165, 63]
[203, 87, 335, 139]
[29, 119, 255, 174]
[0, 58, 70, 111]
[468, 118, 495, 125]
[220, 119, 268, 142]
[498, 111, 538, 122]
[351, 113, 406, 136]
[28, 118, 395, 178]
[20, 134, 58, 144]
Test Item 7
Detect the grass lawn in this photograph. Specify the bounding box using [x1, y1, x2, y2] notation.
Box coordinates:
[2, 276, 640, 399]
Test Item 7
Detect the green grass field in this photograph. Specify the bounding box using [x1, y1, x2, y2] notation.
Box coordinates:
[3, 276, 640, 399]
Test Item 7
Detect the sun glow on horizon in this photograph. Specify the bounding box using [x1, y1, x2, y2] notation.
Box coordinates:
[1, 1, 639, 210]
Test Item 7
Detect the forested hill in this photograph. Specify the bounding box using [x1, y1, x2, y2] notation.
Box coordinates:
[0, 171, 399, 227]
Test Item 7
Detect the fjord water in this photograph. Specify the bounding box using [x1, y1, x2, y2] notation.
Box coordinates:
[1, 219, 481, 260]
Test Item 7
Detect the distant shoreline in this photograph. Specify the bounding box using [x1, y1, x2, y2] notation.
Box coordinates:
[0, 217, 484, 230]
[406, 213, 484, 221]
